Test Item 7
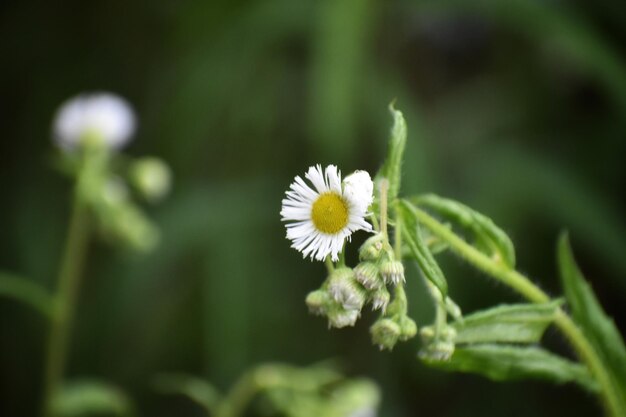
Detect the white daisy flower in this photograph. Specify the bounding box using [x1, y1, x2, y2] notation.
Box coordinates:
[53, 92, 136, 150]
[281, 164, 374, 262]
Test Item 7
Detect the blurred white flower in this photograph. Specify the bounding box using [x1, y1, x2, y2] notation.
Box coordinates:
[53, 92, 136, 150]
[281, 165, 373, 262]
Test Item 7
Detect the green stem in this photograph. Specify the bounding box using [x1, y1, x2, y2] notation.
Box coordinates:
[409, 204, 624, 417]
[392, 284, 408, 316]
[338, 243, 346, 268]
[325, 257, 335, 275]
[391, 206, 409, 316]
[42, 191, 91, 417]
[369, 212, 380, 232]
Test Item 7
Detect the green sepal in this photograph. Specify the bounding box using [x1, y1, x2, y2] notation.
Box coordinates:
[424, 344, 599, 393]
[412, 194, 516, 268]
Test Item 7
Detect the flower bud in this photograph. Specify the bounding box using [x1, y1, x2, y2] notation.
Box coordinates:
[398, 316, 417, 341]
[327, 268, 366, 310]
[419, 324, 457, 344]
[353, 262, 382, 290]
[379, 260, 405, 285]
[359, 234, 385, 261]
[305, 290, 330, 316]
[418, 325, 456, 361]
[130, 157, 172, 202]
[370, 318, 401, 350]
[419, 340, 455, 362]
[369, 288, 390, 312]
[327, 304, 360, 328]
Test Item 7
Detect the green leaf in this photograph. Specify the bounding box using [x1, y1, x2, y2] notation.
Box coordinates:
[53, 380, 134, 417]
[0, 271, 53, 318]
[413, 194, 516, 268]
[153, 374, 220, 415]
[453, 301, 561, 345]
[424, 344, 598, 393]
[558, 233, 626, 394]
[397, 200, 448, 297]
[375, 102, 407, 202]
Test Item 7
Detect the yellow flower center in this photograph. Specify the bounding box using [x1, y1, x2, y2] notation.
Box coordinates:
[311, 192, 349, 234]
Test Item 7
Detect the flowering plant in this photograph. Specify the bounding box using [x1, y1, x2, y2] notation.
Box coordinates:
[282, 104, 626, 417]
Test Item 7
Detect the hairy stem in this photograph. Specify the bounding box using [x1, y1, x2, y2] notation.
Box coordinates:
[325, 257, 335, 275]
[42, 193, 91, 417]
[379, 180, 389, 238]
[409, 204, 624, 417]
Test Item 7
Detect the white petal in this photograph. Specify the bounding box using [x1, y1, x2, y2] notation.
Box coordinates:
[305, 165, 328, 194]
[324, 165, 342, 194]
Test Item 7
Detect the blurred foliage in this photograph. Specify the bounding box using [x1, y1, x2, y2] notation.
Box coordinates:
[0, 0, 625, 416]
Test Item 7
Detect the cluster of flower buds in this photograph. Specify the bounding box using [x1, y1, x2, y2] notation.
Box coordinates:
[368, 288, 417, 351]
[356, 233, 405, 288]
[417, 324, 456, 361]
[369, 315, 416, 351]
[305, 267, 369, 329]
[305, 232, 417, 350]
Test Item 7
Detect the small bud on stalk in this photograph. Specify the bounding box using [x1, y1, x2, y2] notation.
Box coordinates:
[370, 318, 401, 350]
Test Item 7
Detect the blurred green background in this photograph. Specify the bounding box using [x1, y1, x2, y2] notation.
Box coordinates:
[1, 0, 626, 416]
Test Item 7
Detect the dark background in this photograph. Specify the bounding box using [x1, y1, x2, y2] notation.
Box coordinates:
[1, 0, 625, 416]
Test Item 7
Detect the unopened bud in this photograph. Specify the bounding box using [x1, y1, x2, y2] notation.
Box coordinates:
[359, 234, 385, 261]
[327, 304, 360, 328]
[380, 260, 405, 285]
[354, 262, 382, 290]
[328, 268, 366, 310]
[418, 325, 456, 361]
[370, 318, 401, 350]
[369, 288, 390, 312]
[130, 157, 172, 202]
[305, 290, 330, 316]
[419, 324, 456, 344]
[419, 340, 455, 362]
[398, 316, 417, 341]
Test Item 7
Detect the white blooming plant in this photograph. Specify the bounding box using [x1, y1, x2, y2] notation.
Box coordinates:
[282, 104, 626, 417]
[0, 92, 173, 417]
[54, 92, 171, 251]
